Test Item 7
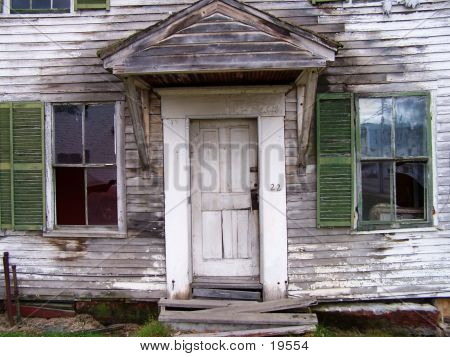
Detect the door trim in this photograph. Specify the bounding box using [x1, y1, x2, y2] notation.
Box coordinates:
[160, 86, 289, 301]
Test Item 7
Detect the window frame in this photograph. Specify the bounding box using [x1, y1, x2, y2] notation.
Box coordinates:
[355, 92, 433, 231]
[44, 101, 127, 238]
[10, 0, 71, 13]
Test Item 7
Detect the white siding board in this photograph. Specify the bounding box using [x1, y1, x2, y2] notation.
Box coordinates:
[0, 0, 449, 302]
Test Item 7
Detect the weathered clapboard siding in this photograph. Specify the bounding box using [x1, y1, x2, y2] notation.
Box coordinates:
[0, 0, 450, 302]
[283, 0, 450, 300]
[0, 234, 166, 300]
[125, 93, 165, 238]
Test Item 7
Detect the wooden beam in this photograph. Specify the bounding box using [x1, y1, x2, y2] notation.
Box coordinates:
[193, 298, 317, 315]
[179, 325, 316, 337]
[141, 89, 151, 150]
[192, 288, 261, 301]
[158, 298, 257, 310]
[124, 76, 151, 170]
[296, 69, 319, 169]
[159, 310, 318, 326]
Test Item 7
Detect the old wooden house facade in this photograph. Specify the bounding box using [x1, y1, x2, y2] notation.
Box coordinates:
[1, 0, 450, 304]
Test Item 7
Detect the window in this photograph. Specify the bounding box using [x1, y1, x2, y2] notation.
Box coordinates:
[357, 94, 431, 229]
[316, 92, 432, 231]
[10, 0, 70, 12]
[53, 103, 118, 227]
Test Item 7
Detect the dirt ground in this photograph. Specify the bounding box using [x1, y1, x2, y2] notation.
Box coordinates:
[0, 313, 140, 336]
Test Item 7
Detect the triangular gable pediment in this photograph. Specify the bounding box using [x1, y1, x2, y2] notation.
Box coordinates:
[99, 0, 338, 75]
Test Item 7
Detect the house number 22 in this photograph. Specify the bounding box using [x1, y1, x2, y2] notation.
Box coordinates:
[271, 184, 282, 191]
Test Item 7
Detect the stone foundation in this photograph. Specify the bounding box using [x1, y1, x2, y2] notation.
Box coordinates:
[313, 302, 440, 336]
[74, 300, 158, 325]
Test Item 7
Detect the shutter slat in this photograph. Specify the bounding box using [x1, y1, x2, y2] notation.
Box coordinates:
[12, 103, 44, 230]
[0, 104, 11, 228]
[75, 0, 109, 10]
[317, 93, 354, 228]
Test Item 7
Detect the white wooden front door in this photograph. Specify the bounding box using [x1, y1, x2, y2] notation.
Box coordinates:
[190, 119, 259, 279]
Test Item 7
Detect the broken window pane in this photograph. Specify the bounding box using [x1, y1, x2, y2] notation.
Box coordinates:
[395, 96, 427, 157]
[359, 97, 393, 158]
[87, 168, 117, 225]
[54, 105, 83, 164]
[396, 163, 425, 220]
[361, 162, 392, 221]
[55, 167, 86, 225]
[85, 104, 116, 164]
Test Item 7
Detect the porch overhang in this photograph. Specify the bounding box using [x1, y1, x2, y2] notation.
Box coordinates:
[98, 0, 339, 85]
[98, 0, 340, 170]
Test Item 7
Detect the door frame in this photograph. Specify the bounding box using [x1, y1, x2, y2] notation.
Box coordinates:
[159, 86, 289, 301]
[190, 118, 260, 280]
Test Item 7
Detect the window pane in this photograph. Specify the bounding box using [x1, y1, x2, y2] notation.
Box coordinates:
[55, 167, 86, 225]
[12, 0, 30, 9]
[87, 168, 117, 225]
[395, 96, 427, 157]
[32, 0, 51, 9]
[85, 104, 116, 164]
[53, 0, 70, 8]
[361, 162, 392, 221]
[396, 163, 425, 220]
[359, 97, 393, 158]
[54, 105, 83, 164]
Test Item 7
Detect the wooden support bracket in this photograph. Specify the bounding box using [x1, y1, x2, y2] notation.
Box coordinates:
[124, 76, 151, 170]
[295, 69, 319, 169]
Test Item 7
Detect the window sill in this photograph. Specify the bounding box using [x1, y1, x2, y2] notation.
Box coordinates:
[352, 226, 438, 235]
[44, 228, 127, 239]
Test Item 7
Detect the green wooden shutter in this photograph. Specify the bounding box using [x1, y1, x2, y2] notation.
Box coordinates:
[75, 0, 110, 10]
[0, 103, 12, 229]
[0, 1, 3, 14]
[11, 103, 45, 230]
[316, 93, 354, 228]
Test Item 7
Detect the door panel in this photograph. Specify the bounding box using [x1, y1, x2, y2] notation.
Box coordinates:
[191, 119, 259, 279]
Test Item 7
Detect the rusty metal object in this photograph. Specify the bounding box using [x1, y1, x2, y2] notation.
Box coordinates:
[2, 252, 14, 326]
[12, 264, 21, 324]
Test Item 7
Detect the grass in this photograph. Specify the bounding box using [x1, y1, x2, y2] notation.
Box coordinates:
[0, 331, 105, 337]
[0, 321, 409, 338]
[0, 318, 171, 338]
[133, 320, 173, 337]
